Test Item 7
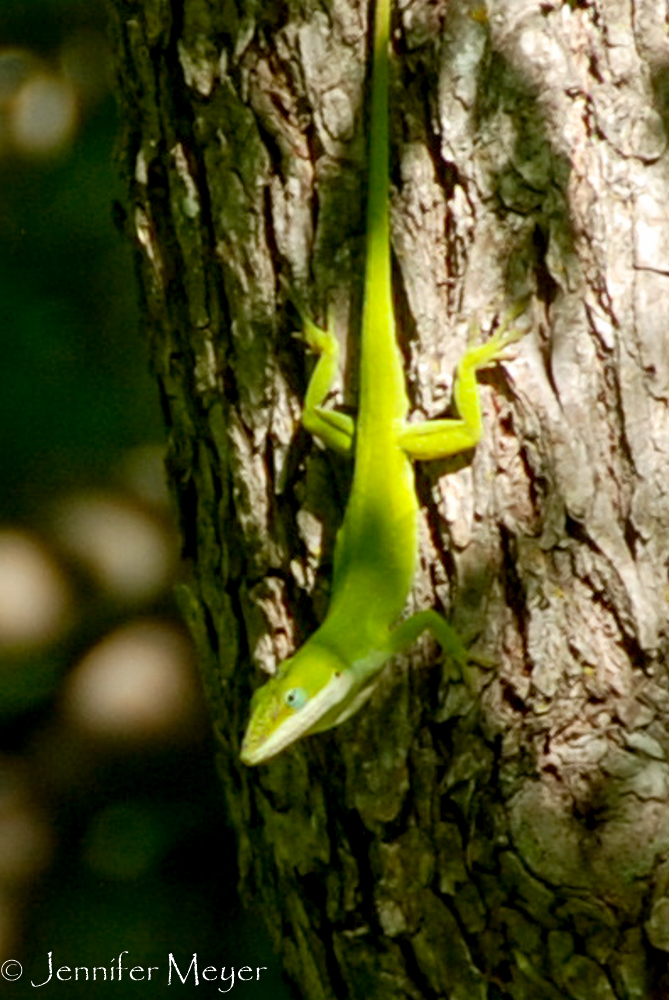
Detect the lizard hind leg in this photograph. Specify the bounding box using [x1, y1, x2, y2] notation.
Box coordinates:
[398, 313, 525, 462]
[285, 284, 355, 455]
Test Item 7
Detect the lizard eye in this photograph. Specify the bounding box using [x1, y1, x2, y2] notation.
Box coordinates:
[285, 687, 307, 710]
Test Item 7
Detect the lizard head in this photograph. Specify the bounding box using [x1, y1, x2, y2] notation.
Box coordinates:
[240, 640, 352, 766]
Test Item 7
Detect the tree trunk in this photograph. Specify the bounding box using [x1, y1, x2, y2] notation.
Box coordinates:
[107, 0, 669, 995]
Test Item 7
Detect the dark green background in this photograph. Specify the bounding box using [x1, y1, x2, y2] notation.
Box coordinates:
[0, 2, 291, 995]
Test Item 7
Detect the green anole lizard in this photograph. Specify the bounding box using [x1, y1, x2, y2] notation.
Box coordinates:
[241, 0, 522, 765]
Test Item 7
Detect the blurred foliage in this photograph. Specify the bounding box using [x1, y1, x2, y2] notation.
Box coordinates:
[0, 1, 293, 996]
[0, 5, 161, 517]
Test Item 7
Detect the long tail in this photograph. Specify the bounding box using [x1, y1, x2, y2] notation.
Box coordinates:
[364, 0, 390, 294]
[359, 0, 407, 426]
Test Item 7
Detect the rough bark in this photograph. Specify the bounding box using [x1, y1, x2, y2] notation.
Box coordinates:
[107, 0, 669, 996]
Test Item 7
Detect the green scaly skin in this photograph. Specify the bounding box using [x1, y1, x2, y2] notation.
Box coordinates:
[240, 0, 523, 765]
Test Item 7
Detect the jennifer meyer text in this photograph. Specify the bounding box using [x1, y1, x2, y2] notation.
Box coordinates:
[3, 952, 269, 991]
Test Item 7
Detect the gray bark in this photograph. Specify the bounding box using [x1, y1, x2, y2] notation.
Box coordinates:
[107, 0, 669, 996]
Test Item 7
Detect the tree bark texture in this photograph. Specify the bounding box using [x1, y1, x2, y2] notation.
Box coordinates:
[107, 0, 669, 996]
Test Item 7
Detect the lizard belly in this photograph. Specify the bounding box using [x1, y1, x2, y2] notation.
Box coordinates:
[330, 441, 417, 629]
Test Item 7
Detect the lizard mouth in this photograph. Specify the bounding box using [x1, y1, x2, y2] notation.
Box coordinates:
[240, 669, 354, 766]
